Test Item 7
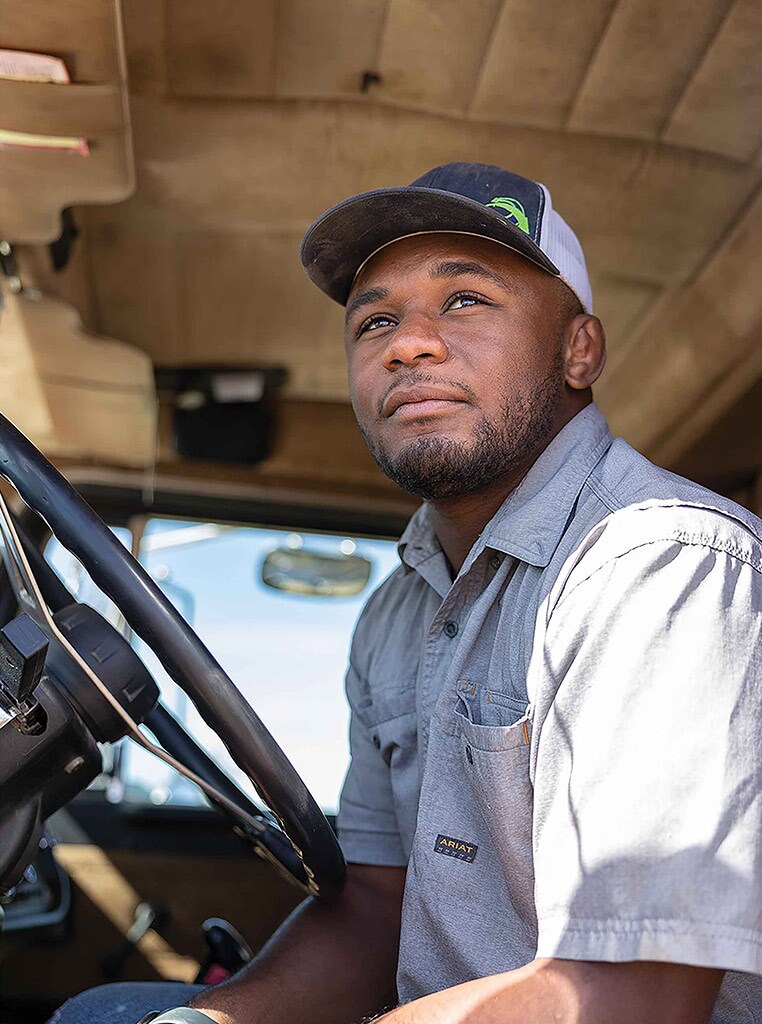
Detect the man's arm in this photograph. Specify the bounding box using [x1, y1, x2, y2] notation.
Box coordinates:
[189, 863, 405, 1024]
[377, 958, 723, 1024]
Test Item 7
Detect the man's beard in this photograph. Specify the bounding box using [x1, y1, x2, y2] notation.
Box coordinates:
[357, 353, 564, 502]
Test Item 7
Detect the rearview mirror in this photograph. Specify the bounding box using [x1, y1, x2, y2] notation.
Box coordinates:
[261, 547, 372, 597]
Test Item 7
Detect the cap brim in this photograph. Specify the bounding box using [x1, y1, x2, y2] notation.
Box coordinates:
[300, 186, 559, 305]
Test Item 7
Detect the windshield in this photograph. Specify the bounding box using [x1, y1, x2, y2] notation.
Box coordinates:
[46, 518, 400, 813]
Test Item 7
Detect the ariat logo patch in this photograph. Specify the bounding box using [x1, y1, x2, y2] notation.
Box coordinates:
[434, 833, 478, 863]
[485, 196, 530, 235]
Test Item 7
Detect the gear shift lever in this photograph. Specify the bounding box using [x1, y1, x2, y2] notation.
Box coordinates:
[195, 916, 252, 985]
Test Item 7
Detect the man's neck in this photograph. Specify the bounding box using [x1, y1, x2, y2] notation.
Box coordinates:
[429, 403, 588, 573]
[429, 468, 528, 576]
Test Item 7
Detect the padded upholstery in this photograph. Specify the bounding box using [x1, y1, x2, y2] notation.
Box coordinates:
[0, 0, 760, 474]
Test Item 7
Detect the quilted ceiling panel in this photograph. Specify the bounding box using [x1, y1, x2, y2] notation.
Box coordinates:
[663, 0, 762, 160]
[4, 0, 759, 467]
[566, 0, 731, 138]
[471, 0, 617, 129]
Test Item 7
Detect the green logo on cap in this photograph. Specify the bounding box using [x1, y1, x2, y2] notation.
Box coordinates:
[486, 197, 530, 235]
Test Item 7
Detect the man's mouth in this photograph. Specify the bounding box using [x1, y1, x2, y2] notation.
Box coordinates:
[382, 385, 469, 419]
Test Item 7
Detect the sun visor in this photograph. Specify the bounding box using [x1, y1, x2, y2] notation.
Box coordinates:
[0, 1, 135, 243]
[0, 290, 157, 467]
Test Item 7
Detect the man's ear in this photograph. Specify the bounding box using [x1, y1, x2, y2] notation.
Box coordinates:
[564, 315, 606, 391]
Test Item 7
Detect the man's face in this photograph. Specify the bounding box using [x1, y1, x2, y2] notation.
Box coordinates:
[343, 233, 579, 501]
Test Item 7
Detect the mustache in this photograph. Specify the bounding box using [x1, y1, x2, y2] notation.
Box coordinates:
[376, 373, 477, 417]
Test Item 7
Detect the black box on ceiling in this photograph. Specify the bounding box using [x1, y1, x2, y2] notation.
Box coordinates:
[156, 367, 287, 465]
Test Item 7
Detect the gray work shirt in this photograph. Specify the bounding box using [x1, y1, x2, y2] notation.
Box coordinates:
[337, 405, 762, 1021]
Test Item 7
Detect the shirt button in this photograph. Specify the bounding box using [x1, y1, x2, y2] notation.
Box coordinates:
[372, 734, 381, 749]
[489, 554, 501, 570]
[443, 620, 459, 638]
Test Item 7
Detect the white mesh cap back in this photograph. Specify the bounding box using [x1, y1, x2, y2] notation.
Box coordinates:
[537, 184, 593, 314]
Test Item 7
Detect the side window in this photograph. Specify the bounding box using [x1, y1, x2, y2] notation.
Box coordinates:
[47, 518, 399, 813]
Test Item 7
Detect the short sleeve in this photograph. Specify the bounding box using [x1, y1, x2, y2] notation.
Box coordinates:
[532, 528, 762, 975]
[336, 627, 407, 867]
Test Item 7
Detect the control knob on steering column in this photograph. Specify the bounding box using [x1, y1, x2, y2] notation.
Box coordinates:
[0, 612, 49, 734]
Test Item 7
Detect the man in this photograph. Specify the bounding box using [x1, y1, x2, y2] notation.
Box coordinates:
[55, 164, 761, 1024]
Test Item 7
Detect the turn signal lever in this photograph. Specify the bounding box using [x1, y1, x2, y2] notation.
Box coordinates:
[0, 613, 48, 734]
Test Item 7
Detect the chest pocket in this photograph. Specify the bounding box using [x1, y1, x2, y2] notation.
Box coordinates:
[356, 678, 416, 735]
[455, 678, 528, 729]
[399, 682, 538, 999]
[452, 681, 536, 925]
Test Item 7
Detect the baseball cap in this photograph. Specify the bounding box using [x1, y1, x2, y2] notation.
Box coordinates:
[300, 162, 593, 313]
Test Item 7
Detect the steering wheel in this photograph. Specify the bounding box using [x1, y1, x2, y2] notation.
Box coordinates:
[0, 412, 346, 899]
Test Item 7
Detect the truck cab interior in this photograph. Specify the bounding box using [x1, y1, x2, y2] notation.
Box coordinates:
[0, 2, 760, 1021]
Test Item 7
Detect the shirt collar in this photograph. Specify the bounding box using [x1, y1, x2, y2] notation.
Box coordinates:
[398, 404, 613, 574]
[479, 404, 612, 567]
[397, 503, 449, 592]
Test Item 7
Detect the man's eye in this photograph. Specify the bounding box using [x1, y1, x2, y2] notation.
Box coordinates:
[358, 314, 395, 335]
[447, 292, 483, 310]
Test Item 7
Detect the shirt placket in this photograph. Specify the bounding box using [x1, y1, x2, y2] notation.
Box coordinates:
[415, 556, 491, 766]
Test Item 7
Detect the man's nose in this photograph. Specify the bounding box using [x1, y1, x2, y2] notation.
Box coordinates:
[382, 314, 449, 370]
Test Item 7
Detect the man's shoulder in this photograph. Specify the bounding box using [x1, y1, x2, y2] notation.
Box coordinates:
[561, 441, 762, 592]
[347, 558, 434, 690]
[591, 438, 758, 525]
[350, 560, 418, 644]
[574, 498, 761, 583]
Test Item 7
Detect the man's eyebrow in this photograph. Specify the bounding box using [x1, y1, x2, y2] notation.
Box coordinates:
[345, 286, 389, 322]
[430, 259, 518, 294]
